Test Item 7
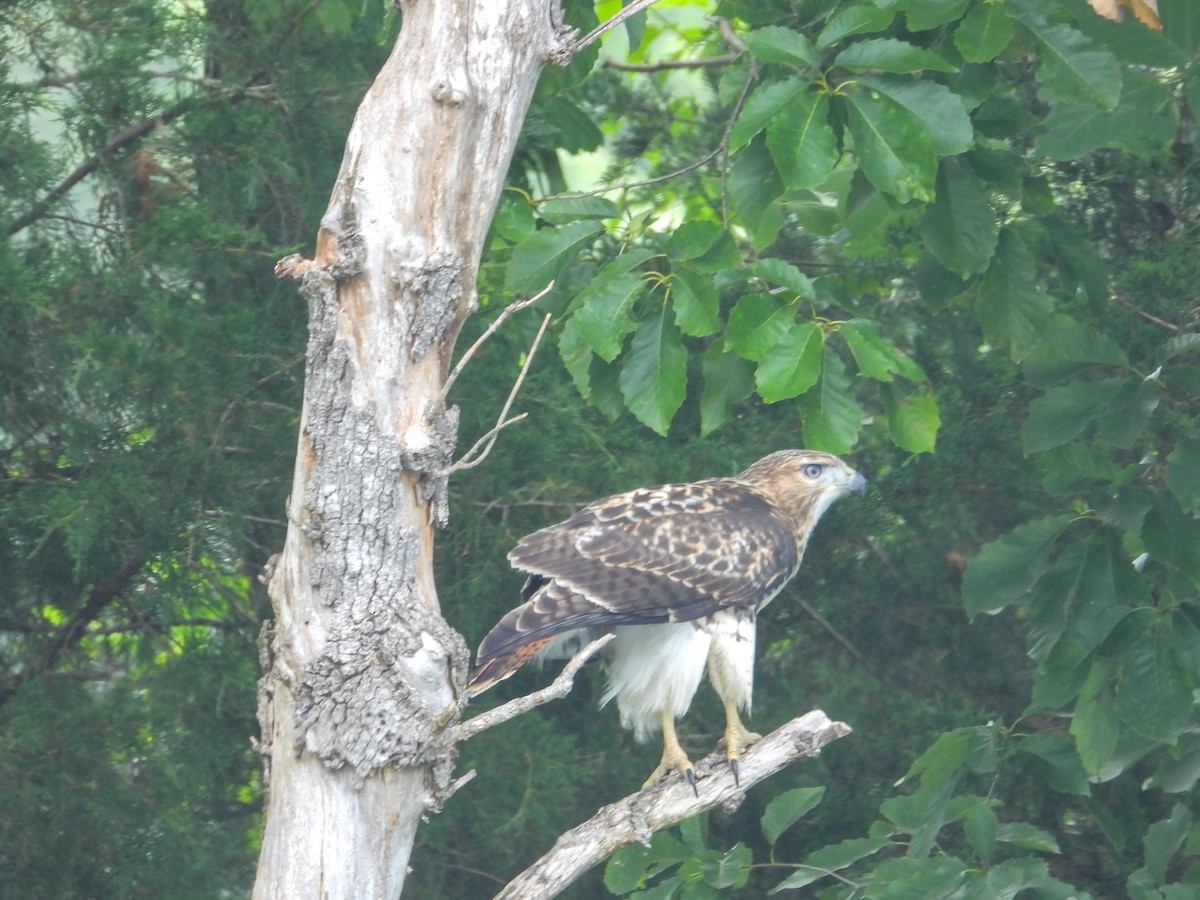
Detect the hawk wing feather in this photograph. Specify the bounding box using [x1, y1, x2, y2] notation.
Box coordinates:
[476, 480, 799, 669]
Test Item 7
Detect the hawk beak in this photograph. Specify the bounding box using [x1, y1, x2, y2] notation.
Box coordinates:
[847, 472, 868, 495]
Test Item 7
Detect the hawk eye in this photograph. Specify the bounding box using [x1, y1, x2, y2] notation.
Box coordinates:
[802, 463, 824, 478]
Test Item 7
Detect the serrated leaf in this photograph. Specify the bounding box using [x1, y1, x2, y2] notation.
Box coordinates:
[1016, 733, 1092, 795]
[976, 229, 1053, 358]
[730, 78, 809, 151]
[1114, 610, 1193, 744]
[1139, 804, 1192, 889]
[901, 0, 970, 31]
[727, 293, 795, 361]
[1020, 379, 1121, 455]
[1163, 332, 1200, 359]
[768, 837, 890, 892]
[962, 514, 1073, 618]
[996, 822, 1061, 854]
[1166, 437, 1200, 512]
[955, 2, 1014, 62]
[817, 5, 895, 49]
[701, 843, 751, 890]
[1093, 376, 1158, 449]
[798, 350, 863, 454]
[963, 801, 997, 864]
[667, 221, 723, 261]
[753, 258, 814, 297]
[671, 269, 719, 337]
[841, 318, 925, 382]
[505, 221, 602, 293]
[701, 341, 755, 436]
[860, 77, 974, 156]
[834, 37, 956, 74]
[765, 92, 838, 190]
[618, 308, 687, 436]
[756, 322, 823, 403]
[569, 273, 644, 361]
[559, 315, 594, 399]
[1022, 315, 1128, 388]
[1012, 5, 1122, 110]
[762, 787, 826, 846]
[841, 89, 936, 203]
[882, 386, 940, 454]
[745, 26, 818, 66]
[1037, 71, 1178, 160]
[730, 139, 785, 229]
[918, 158, 998, 277]
[1071, 659, 1120, 775]
[538, 195, 621, 224]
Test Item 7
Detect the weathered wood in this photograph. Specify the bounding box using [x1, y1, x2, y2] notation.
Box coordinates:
[493, 710, 853, 899]
[252, 2, 567, 897]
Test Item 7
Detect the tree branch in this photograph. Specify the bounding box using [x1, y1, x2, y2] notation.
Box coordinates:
[572, 0, 664, 55]
[492, 710, 852, 899]
[450, 633, 614, 742]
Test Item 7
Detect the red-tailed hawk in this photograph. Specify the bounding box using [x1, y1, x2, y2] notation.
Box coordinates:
[468, 449, 866, 790]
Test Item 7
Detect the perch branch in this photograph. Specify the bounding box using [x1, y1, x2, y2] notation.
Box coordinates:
[450, 633, 614, 743]
[573, 0, 665, 54]
[491, 710, 852, 900]
[442, 312, 552, 476]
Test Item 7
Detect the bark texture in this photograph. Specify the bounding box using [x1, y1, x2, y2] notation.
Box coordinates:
[253, 2, 566, 897]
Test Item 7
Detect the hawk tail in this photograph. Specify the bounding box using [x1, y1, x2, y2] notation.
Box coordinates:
[467, 636, 553, 696]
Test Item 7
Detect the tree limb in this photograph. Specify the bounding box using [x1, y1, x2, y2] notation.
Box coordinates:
[492, 710, 852, 900]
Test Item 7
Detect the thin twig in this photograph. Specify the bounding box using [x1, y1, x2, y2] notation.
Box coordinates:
[605, 53, 740, 72]
[451, 633, 614, 743]
[573, 0, 664, 55]
[442, 312, 552, 476]
[443, 281, 556, 399]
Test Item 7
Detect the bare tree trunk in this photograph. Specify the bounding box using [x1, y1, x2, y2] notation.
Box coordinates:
[253, 2, 564, 896]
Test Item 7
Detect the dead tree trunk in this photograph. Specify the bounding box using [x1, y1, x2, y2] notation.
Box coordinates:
[253, 2, 565, 896]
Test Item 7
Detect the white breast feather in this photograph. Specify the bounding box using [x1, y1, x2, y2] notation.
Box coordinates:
[601, 622, 712, 741]
[703, 609, 757, 714]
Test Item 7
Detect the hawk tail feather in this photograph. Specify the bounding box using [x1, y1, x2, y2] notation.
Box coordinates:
[467, 636, 553, 696]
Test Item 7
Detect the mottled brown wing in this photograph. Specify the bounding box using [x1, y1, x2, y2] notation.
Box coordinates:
[509, 479, 799, 622]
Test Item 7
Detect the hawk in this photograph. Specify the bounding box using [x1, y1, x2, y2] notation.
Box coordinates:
[468, 449, 866, 790]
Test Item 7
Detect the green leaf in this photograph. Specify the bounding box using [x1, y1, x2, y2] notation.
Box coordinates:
[1114, 610, 1193, 744]
[768, 837, 890, 892]
[756, 322, 823, 404]
[963, 801, 997, 864]
[1071, 659, 1120, 775]
[492, 196, 535, 243]
[954, 2, 1015, 62]
[745, 27, 818, 66]
[1094, 376, 1159, 450]
[860, 77, 974, 156]
[730, 139, 784, 229]
[700, 842, 751, 890]
[505, 221, 602, 293]
[1038, 71, 1178, 161]
[1021, 379, 1122, 455]
[1017, 733, 1092, 795]
[797, 350, 863, 454]
[753, 258, 814, 298]
[1164, 332, 1200, 360]
[966, 858, 1074, 900]
[666, 221, 723, 262]
[834, 38, 956, 74]
[1137, 804, 1192, 889]
[817, 5, 895, 49]
[975, 229, 1053, 358]
[961, 514, 1073, 618]
[919, 157, 998, 277]
[841, 89, 936, 203]
[618, 308, 687, 436]
[1011, 5, 1121, 110]
[538, 195, 621, 224]
[761, 786, 826, 846]
[605, 831, 689, 894]
[727, 293, 795, 361]
[881, 386, 940, 454]
[765, 92, 838, 190]
[701, 341, 755, 436]
[995, 821, 1061, 854]
[671, 270, 719, 338]
[1022, 315, 1129, 388]
[569, 273, 644, 361]
[900, 0, 970, 31]
[863, 856, 966, 895]
[1166, 437, 1200, 512]
[841, 318, 925, 382]
[560, 315, 595, 399]
[730, 78, 809, 151]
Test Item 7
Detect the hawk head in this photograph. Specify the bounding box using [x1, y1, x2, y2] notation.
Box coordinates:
[736, 449, 867, 541]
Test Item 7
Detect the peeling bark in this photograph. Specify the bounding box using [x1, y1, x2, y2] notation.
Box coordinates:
[252, 2, 568, 896]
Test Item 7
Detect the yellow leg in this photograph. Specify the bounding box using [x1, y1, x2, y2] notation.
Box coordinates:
[642, 711, 698, 793]
[721, 697, 761, 785]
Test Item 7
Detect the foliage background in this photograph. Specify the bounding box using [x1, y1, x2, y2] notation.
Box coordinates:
[1, 0, 1197, 897]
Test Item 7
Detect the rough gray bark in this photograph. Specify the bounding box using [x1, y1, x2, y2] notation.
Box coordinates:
[492, 711, 852, 899]
[252, 2, 567, 897]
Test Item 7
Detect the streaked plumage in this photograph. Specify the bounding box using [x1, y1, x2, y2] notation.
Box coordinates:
[469, 449, 866, 789]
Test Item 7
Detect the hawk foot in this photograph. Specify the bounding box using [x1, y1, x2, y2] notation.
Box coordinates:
[720, 719, 761, 787]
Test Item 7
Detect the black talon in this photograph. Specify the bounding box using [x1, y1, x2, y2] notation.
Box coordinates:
[685, 767, 699, 796]
[730, 758, 740, 787]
